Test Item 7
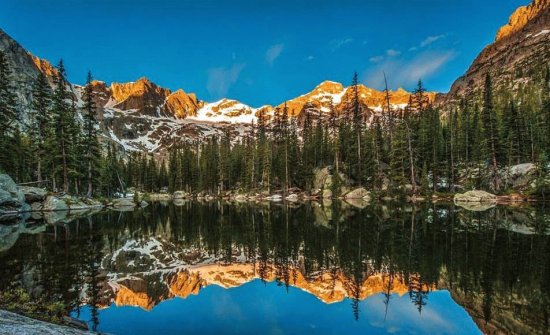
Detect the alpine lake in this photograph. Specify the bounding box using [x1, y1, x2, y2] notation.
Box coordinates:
[0, 199, 548, 334]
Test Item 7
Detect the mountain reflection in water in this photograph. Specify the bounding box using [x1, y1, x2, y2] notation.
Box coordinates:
[0, 201, 548, 334]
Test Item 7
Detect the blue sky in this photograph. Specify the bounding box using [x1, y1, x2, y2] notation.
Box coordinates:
[73, 280, 481, 334]
[1, 0, 528, 106]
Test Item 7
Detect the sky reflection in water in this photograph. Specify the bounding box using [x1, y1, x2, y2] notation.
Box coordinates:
[74, 280, 480, 335]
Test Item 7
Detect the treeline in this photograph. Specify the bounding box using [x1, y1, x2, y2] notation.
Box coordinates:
[1, 50, 549, 197]
[119, 72, 550, 195]
[0, 52, 102, 196]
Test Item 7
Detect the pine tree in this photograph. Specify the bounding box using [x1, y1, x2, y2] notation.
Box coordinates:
[51, 60, 74, 192]
[481, 74, 500, 190]
[82, 71, 101, 197]
[29, 72, 52, 183]
[0, 50, 18, 174]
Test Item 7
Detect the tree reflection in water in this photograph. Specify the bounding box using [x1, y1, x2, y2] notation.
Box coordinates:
[0, 201, 548, 334]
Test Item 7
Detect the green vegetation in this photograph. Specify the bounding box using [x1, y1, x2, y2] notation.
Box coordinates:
[0, 287, 66, 324]
[1, 50, 549, 198]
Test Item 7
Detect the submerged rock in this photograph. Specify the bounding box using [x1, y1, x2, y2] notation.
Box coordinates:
[111, 198, 136, 209]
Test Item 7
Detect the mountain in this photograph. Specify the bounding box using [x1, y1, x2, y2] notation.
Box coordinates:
[0, 28, 437, 153]
[443, 0, 550, 103]
[4, 0, 547, 154]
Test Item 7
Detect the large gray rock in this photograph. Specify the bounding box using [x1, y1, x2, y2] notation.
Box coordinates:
[0, 174, 25, 206]
[111, 198, 136, 209]
[42, 196, 69, 211]
[322, 189, 333, 199]
[173, 191, 189, 199]
[0, 174, 27, 222]
[344, 187, 372, 200]
[19, 186, 47, 203]
[0, 309, 93, 335]
[454, 190, 497, 203]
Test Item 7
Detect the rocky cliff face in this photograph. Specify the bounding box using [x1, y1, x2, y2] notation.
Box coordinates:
[443, 0, 550, 103]
[0, 29, 49, 123]
[3, 0, 547, 152]
[0, 28, 436, 152]
[496, 0, 550, 41]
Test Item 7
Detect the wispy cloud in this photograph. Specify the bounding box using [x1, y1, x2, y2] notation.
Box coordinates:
[364, 51, 455, 89]
[369, 55, 384, 63]
[386, 49, 401, 57]
[207, 63, 246, 99]
[330, 37, 353, 51]
[305, 55, 315, 61]
[420, 34, 446, 47]
[265, 43, 284, 65]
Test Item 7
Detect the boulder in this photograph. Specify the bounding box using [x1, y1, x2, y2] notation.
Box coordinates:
[42, 195, 69, 211]
[19, 186, 47, 203]
[454, 190, 497, 203]
[344, 187, 372, 201]
[499, 163, 538, 191]
[173, 191, 189, 199]
[313, 167, 331, 191]
[234, 194, 248, 202]
[266, 194, 282, 201]
[0, 175, 26, 221]
[0, 174, 25, 205]
[285, 194, 299, 202]
[111, 198, 136, 208]
[322, 189, 333, 199]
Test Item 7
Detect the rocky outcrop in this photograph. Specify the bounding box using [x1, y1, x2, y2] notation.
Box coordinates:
[496, 0, 550, 41]
[343, 187, 372, 200]
[454, 190, 498, 203]
[164, 90, 201, 118]
[110, 198, 136, 210]
[19, 186, 47, 203]
[278, 80, 436, 119]
[173, 191, 190, 199]
[444, 0, 550, 103]
[0, 175, 28, 222]
[0, 310, 93, 335]
[454, 191, 498, 211]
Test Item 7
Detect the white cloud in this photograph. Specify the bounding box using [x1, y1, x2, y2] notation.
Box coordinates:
[305, 55, 315, 61]
[386, 49, 401, 57]
[364, 51, 455, 89]
[420, 34, 446, 47]
[207, 63, 246, 99]
[369, 55, 384, 63]
[330, 37, 354, 51]
[265, 44, 284, 65]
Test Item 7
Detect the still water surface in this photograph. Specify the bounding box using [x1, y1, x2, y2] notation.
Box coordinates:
[0, 201, 548, 334]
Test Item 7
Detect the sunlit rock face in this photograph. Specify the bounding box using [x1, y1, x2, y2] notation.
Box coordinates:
[443, 0, 550, 104]
[111, 78, 171, 117]
[0, 27, 440, 153]
[277, 80, 436, 120]
[496, 0, 550, 41]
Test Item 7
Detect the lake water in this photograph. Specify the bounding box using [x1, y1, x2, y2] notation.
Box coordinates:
[1, 201, 548, 334]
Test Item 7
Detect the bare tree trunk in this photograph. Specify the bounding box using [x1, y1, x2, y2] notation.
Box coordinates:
[87, 160, 93, 197]
[405, 122, 417, 193]
[61, 138, 69, 193]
